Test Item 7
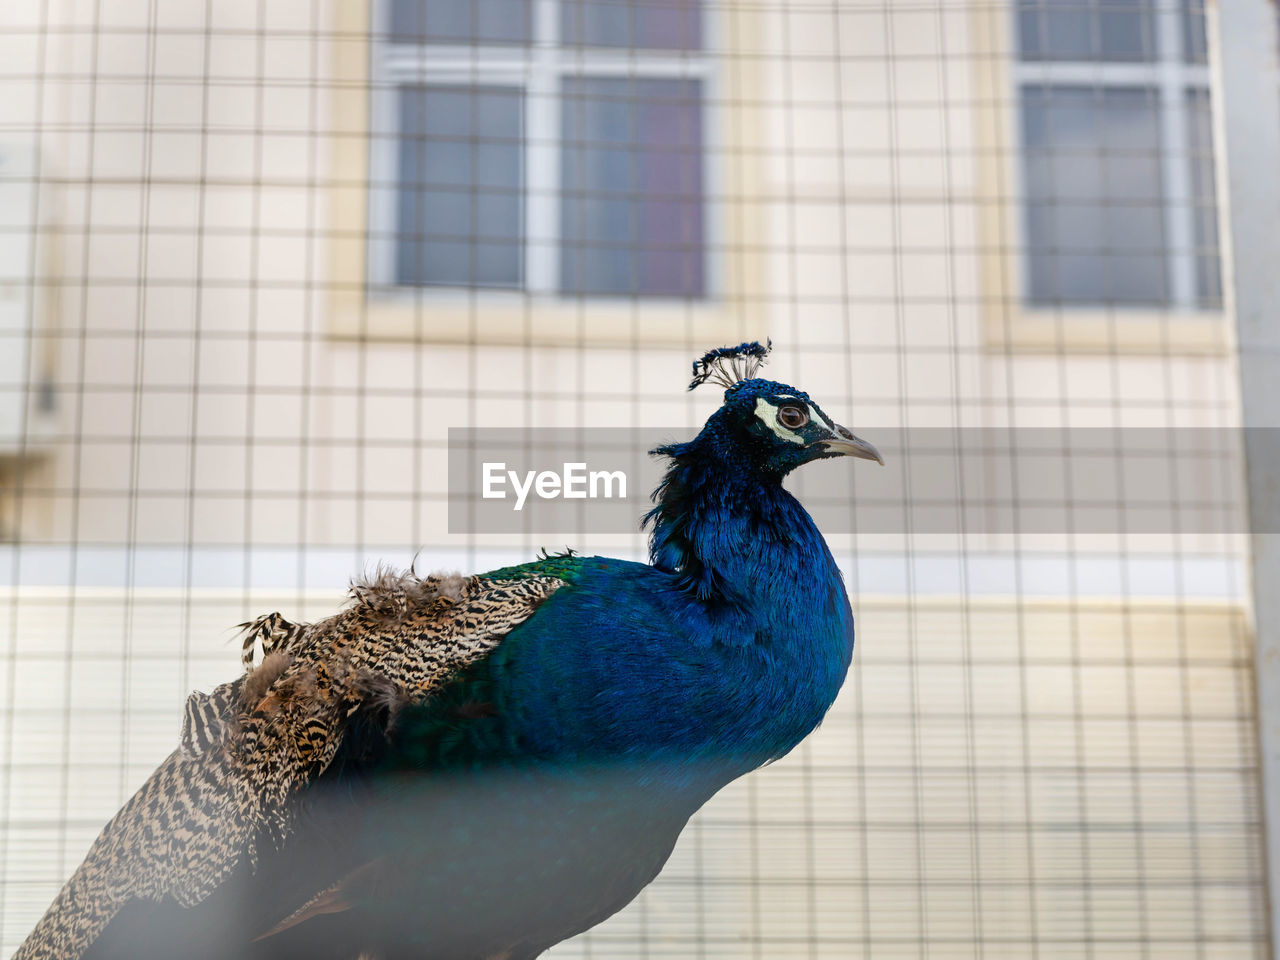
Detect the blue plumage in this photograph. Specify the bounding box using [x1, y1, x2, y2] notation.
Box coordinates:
[44, 343, 883, 960]
[481, 363, 880, 776]
[338, 357, 884, 957]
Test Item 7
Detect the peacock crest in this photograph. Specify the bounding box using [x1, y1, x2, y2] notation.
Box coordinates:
[687, 339, 772, 391]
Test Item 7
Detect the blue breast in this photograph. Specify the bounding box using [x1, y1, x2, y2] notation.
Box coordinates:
[488, 491, 853, 779]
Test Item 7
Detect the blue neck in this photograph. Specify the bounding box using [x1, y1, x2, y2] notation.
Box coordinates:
[645, 417, 849, 643]
[642, 419, 855, 768]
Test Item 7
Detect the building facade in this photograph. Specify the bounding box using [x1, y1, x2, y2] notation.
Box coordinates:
[0, 1, 1265, 956]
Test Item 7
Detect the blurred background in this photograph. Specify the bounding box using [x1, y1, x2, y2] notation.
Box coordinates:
[0, 0, 1275, 956]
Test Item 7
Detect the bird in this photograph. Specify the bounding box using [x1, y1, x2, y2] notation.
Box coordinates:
[14, 341, 883, 960]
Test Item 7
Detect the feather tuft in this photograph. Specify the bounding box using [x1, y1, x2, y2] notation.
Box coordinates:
[347, 567, 469, 629]
[236, 611, 308, 669]
[688, 339, 772, 391]
[537, 546, 578, 560]
[240, 650, 293, 708]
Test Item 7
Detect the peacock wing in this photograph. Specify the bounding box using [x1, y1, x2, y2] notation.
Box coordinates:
[13, 571, 564, 960]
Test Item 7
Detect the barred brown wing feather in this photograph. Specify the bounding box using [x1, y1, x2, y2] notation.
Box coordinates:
[178, 680, 242, 760]
[13, 572, 563, 960]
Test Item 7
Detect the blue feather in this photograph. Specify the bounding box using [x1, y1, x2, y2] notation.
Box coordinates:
[307, 369, 871, 957]
[489, 375, 856, 776]
[29, 354, 876, 960]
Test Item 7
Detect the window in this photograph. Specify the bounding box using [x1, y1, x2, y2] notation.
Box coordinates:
[368, 0, 710, 300]
[1013, 0, 1222, 312]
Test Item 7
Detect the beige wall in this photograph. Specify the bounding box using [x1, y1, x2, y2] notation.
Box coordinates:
[0, 1, 1265, 957]
[0, 592, 1264, 957]
[0, 1, 1259, 960]
[0, 0, 1244, 571]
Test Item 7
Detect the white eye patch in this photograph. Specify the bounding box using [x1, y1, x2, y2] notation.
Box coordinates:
[772, 396, 825, 423]
[754, 397, 807, 445]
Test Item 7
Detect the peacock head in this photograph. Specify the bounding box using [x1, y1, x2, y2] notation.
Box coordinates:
[684, 341, 883, 480]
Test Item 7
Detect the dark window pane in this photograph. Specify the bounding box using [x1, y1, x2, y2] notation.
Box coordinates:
[560, 78, 704, 297]
[1182, 0, 1208, 63]
[1021, 85, 1168, 306]
[396, 86, 523, 289]
[1017, 0, 1155, 62]
[390, 0, 531, 44]
[561, 0, 702, 50]
[1185, 89, 1221, 308]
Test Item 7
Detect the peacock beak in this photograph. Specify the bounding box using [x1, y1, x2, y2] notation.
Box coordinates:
[818, 424, 884, 465]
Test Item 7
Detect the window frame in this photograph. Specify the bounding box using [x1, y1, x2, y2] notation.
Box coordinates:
[972, 0, 1229, 354]
[328, 0, 766, 345]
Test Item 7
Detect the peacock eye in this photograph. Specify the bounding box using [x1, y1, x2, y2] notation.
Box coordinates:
[778, 404, 809, 429]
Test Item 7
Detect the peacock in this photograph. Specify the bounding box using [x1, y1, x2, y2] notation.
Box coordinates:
[14, 341, 882, 960]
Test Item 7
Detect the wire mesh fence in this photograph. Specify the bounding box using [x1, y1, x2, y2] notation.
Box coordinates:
[0, 0, 1269, 957]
